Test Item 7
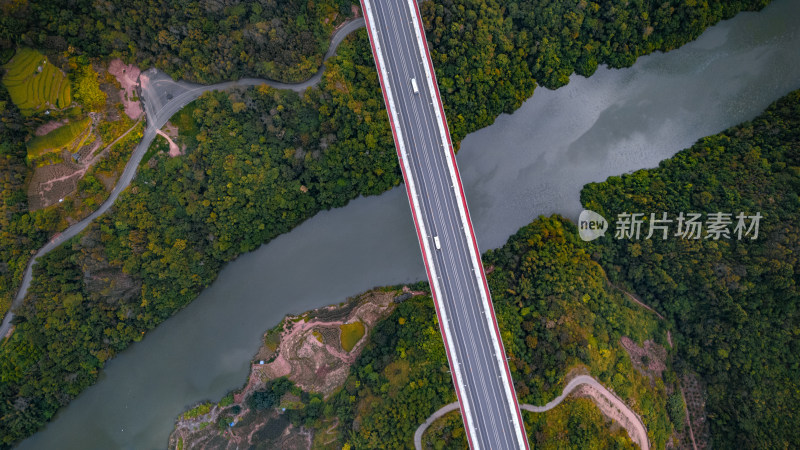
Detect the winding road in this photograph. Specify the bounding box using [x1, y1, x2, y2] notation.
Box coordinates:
[414, 375, 650, 450]
[0, 17, 366, 339]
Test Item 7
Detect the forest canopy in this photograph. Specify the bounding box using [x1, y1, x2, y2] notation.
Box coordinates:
[582, 89, 800, 448]
[0, 0, 356, 83]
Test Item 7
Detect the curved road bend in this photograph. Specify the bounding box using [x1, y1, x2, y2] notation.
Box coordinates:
[0, 18, 366, 339]
[414, 375, 651, 450]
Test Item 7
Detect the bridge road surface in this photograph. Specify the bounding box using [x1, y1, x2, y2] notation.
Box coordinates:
[359, 0, 529, 448]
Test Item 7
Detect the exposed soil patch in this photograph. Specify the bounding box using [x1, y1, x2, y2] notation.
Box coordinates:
[27, 159, 81, 210]
[108, 59, 142, 119]
[168, 406, 310, 450]
[252, 289, 396, 397]
[156, 129, 182, 157]
[621, 336, 668, 383]
[162, 121, 179, 139]
[157, 122, 184, 157]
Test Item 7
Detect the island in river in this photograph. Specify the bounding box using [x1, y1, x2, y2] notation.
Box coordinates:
[168, 287, 415, 449]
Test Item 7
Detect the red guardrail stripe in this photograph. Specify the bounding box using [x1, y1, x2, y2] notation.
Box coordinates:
[408, 1, 530, 447]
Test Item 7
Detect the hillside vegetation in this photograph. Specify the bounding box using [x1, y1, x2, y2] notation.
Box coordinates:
[0, 35, 400, 446]
[486, 216, 674, 448]
[582, 89, 800, 447]
[171, 215, 677, 449]
[0, 51, 139, 319]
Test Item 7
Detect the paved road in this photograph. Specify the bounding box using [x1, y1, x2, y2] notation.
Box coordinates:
[0, 18, 366, 339]
[414, 375, 650, 450]
[414, 402, 461, 449]
[520, 375, 649, 450]
[359, 0, 527, 448]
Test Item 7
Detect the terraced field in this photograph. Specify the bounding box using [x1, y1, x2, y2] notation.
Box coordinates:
[26, 117, 92, 158]
[2, 48, 71, 115]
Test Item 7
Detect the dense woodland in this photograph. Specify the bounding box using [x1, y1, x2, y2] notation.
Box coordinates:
[582, 90, 800, 447]
[485, 216, 673, 448]
[0, 0, 772, 131]
[0, 85, 60, 316]
[0, 0, 356, 83]
[0, 0, 783, 446]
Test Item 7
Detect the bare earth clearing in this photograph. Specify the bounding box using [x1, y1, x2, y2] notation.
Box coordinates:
[156, 123, 183, 157]
[34, 119, 67, 136]
[248, 289, 395, 397]
[621, 336, 668, 383]
[108, 59, 143, 120]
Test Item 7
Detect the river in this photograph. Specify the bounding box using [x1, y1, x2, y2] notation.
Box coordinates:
[17, 0, 800, 448]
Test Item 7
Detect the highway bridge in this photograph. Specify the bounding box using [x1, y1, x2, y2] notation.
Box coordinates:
[359, 0, 529, 448]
